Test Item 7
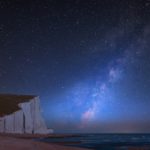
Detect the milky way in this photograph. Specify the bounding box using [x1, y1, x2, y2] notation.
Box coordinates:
[0, 0, 150, 133]
[44, 23, 150, 132]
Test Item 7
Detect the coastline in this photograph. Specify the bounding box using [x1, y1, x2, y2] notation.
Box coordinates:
[0, 135, 89, 150]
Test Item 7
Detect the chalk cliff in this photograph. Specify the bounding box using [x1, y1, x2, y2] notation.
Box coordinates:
[0, 94, 53, 134]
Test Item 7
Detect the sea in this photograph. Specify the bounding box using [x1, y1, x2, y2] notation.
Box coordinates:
[41, 134, 150, 150]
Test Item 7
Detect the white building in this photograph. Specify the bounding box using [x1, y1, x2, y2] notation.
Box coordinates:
[0, 94, 53, 134]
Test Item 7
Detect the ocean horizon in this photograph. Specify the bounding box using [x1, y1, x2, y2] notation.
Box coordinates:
[41, 133, 150, 150]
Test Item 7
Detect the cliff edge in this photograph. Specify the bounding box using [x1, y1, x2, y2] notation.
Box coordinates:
[0, 94, 53, 134]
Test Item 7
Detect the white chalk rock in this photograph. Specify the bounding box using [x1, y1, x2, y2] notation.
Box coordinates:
[14, 110, 24, 134]
[32, 97, 50, 134]
[5, 114, 14, 133]
[0, 117, 4, 133]
[0, 95, 53, 134]
[19, 102, 33, 134]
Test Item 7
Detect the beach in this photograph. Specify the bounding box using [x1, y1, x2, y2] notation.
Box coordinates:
[0, 135, 89, 150]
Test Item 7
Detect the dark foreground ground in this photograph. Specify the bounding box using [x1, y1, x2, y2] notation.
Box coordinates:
[0, 134, 89, 150]
[1, 133, 150, 150]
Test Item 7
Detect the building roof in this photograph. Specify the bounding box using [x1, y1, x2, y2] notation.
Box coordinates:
[0, 94, 35, 117]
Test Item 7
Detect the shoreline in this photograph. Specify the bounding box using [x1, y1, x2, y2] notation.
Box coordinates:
[0, 133, 82, 140]
[0, 135, 89, 150]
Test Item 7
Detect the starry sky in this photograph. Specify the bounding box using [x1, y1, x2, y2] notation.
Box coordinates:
[0, 0, 150, 133]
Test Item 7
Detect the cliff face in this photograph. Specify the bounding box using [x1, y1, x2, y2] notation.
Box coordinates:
[0, 96, 53, 134]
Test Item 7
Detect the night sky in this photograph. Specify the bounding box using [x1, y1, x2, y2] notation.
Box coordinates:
[0, 0, 150, 133]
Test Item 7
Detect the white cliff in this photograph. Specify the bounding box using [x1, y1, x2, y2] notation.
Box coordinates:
[5, 114, 14, 133]
[14, 110, 24, 133]
[0, 95, 53, 134]
[0, 117, 4, 133]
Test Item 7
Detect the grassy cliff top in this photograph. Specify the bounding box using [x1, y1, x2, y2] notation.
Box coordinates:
[0, 94, 36, 117]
